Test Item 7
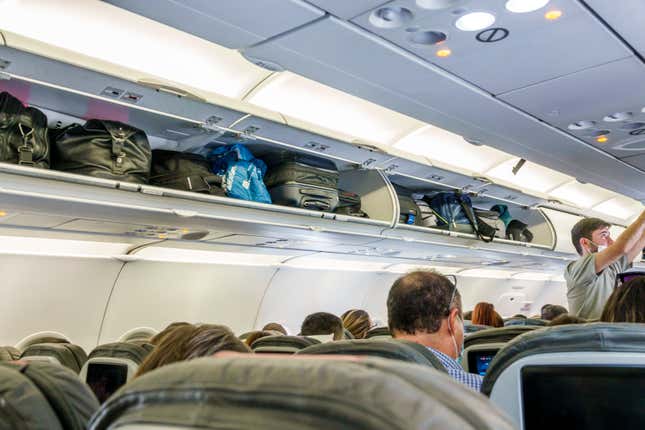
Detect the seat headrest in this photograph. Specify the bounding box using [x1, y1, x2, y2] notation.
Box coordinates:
[20, 343, 88, 373]
[89, 356, 515, 430]
[365, 326, 391, 339]
[464, 326, 538, 349]
[251, 335, 320, 353]
[0, 345, 21, 361]
[0, 361, 99, 430]
[296, 339, 447, 372]
[88, 342, 151, 364]
[503, 318, 547, 327]
[482, 323, 645, 395]
[464, 324, 490, 334]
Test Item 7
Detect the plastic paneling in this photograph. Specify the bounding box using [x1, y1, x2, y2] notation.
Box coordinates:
[103, 0, 324, 49]
[585, 0, 645, 57]
[351, 0, 630, 94]
[242, 16, 645, 200]
[99, 262, 277, 343]
[0, 255, 122, 352]
[339, 170, 397, 224]
[306, 0, 392, 20]
[540, 208, 582, 255]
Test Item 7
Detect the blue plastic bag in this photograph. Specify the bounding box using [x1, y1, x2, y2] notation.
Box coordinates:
[207, 144, 272, 204]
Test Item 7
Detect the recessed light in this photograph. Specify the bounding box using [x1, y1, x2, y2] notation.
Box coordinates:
[596, 136, 608, 143]
[505, 0, 550, 13]
[436, 48, 452, 57]
[603, 111, 633, 122]
[545, 10, 563, 20]
[0, 210, 6, 217]
[455, 12, 496, 31]
[567, 120, 596, 130]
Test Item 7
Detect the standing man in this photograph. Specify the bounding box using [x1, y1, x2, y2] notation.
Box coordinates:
[565, 212, 645, 319]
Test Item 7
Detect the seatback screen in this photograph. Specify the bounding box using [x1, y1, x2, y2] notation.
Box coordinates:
[86, 362, 128, 403]
[522, 366, 645, 430]
[467, 349, 498, 376]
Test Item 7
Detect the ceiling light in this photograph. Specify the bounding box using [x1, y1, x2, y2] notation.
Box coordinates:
[505, 0, 550, 13]
[459, 269, 516, 279]
[593, 196, 643, 220]
[545, 10, 563, 20]
[387, 264, 461, 274]
[0, 211, 6, 217]
[134, 247, 286, 266]
[436, 48, 452, 57]
[455, 12, 496, 31]
[486, 158, 572, 194]
[549, 181, 616, 209]
[596, 136, 608, 143]
[512, 272, 555, 281]
[0, 236, 131, 257]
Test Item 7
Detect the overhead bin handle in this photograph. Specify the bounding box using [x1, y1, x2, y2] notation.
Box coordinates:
[137, 79, 206, 102]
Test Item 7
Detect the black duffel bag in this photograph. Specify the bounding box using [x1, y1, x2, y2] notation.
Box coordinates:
[53, 119, 151, 183]
[150, 149, 225, 196]
[0, 91, 50, 168]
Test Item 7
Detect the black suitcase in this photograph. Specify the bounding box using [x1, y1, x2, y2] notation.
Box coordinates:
[335, 189, 369, 218]
[0, 91, 50, 168]
[150, 149, 225, 196]
[265, 154, 339, 211]
[52, 119, 152, 183]
[398, 195, 422, 225]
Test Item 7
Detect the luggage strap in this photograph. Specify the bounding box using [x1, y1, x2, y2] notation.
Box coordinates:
[107, 126, 131, 174]
[456, 194, 495, 243]
[17, 123, 35, 166]
[186, 174, 221, 192]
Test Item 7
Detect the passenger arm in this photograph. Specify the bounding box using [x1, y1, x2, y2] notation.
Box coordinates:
[595, 210, 645, 273]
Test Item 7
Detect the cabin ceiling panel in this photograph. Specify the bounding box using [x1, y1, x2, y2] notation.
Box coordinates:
[102, 0, 324, 49]
[350, 0, 630, 94]
[242, 16, 645, 200]
[585, 0, 645, 58]
[499, 57, 645, 160]
[306, 0, 392, 20]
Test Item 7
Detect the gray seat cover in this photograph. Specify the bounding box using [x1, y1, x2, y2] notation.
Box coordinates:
[464, 324, 490, 334]
[503, 318, 547, 327]
[89, 356, 515, 430]
[89, 342, 151, 364]
[251, 335, 320, 352]
[298, 339, 447, 372]
[20, 343, 87, 373]
[464, 326, 538, 349]
[365, 327, 391, 339]
[0, 346, 20, 362]
[481, 323, 645, 395]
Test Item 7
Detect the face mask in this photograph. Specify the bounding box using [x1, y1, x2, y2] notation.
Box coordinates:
[589, 240, 607, 253]
[449, 315, 465, 364]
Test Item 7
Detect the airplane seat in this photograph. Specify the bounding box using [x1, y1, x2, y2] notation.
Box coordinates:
[251, 335, 320, 354]
[464, 324, 490, 334]
[88, 355, 515, 430]
[365, 326, 391, 339]
[463, 327, 538, 377]
[79, 342, 152, 403]
[465, 326, 538, 349]
[296, 339, 447, 372]
[481, 323, 645, 429]
[0, 361, 99, 430]
[20, 342, 88, 373]
[118, 327, 157, 343]
[342, 328, 355, 339]
[0, 345, 21, 361]
[503, 318, 547, 327]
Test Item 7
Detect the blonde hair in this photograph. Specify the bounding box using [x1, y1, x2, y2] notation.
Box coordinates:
[341, 309, 372, 339]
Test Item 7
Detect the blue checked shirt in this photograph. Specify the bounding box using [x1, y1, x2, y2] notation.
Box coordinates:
[427, 347, 483, 392]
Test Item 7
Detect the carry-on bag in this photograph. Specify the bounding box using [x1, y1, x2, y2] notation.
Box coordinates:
[415, 198, 438, 227]
[474, 208, 506, 238]
[0, 91, 50, 168]
[150, 149, 225, 196]
[335, 189, 369, 218]
[428, 192, 495, 242]
[52, 119, 152, 183]
[398, 195, 422, 225]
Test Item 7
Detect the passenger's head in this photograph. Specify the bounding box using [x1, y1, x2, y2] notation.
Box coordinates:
[463, 310, 473, 321]
[541, 304, 568, 321]
[547, 314, 587, 326]
[512, 314, 527, 319]
[261, 322, 287, 335]
[244, 330, 274, 347]
[136, 324, 251, 377]
[150, 322, 192, 345]
[300, 312, 344, 340]
[472, 302, 503, 327]
[571, 217, 612, 256]
[387, 271, 463, 359]
[341, 309, 372, 339]
[600, 277, 645, 323]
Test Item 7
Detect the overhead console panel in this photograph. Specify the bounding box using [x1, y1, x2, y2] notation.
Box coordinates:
[101, 0, 325, 49]
[306, 0, 392, 20]
[584, 0, 645, 58]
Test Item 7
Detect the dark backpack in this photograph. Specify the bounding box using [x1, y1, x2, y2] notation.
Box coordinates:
[0, 91, 50, 168]
[53, 119, 152, 183]
[150, 149, 225, 195]
[428, 192, 496, 242]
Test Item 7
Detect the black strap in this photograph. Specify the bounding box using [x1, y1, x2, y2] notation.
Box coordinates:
[17, 123, 35, 166]
[457, 194, 495, 243]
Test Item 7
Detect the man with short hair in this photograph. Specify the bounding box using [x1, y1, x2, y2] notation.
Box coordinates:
[565, 213, 645, 319]
[387, 270, 482, 391]
[540, 304, 568, 321]
[300, 312, 344, 340]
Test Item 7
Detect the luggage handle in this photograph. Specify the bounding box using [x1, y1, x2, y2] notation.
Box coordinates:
[457, 194, 495, 243]
[17, 123, 35, 166]
[303, 199, 331, 211]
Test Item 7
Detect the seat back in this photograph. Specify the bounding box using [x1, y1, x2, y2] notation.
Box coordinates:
[251, 335, 320, 354]
[365, 326, 391, 339]
[80, 342, 152, 403]
[503, 318, 547, 327]
[464, 324, 490, 334]
[463, 343, 506, 376]
[0, 361, 99, 430]
[297, 339, 446, 372]
[0, 345, 21, 361]
[482, 323, 645, 429]
[464, 326, 537, 349]
[89, 355, 515, 430]
[20, 343, 88, 373]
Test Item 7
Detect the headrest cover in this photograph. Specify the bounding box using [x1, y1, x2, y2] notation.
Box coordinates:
[89, 342, 151, 364]
[482, 323, 645, 395]
[503, 318, 547, 327]
[464, 324, 490, 334]
[251, 335, 320, 351]
[464, 326, 538, 349]
[90, 356, 515, 430]
[0, 345, 21, 361]
[20, 343, 87, 373]
[365, 327, 391, 339]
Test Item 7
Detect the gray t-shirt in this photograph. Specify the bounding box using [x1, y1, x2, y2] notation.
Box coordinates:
[564, 254, 629, 320]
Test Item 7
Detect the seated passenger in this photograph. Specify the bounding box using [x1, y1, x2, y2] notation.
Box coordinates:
[262, 322, 288, 335]
[136, 324, 250, 377]
[600, 276, 645, 323]
[511, 314, 527, 319]
[547, 314, 587, 326]
[387, 270, 482, 392]
[244, 330, 275, 347]
[472, 302, 504, 328]
[540, 304, 568, 321]
[463, 310, 473, 321]
[149, 321, 192, 345]
[300, 312, 344, 341]
[341, 309, 372, 339]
